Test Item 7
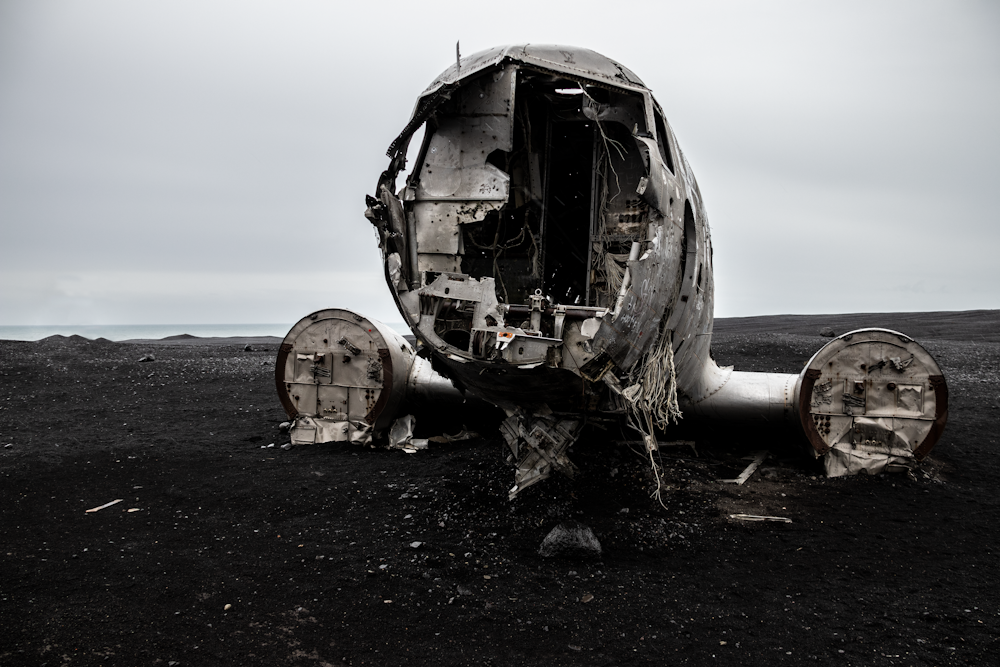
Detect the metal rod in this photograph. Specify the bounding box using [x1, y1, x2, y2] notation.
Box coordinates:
[537, 110, 552, 292]
[585, 123, 599, 306]
[406, 212, 420, 289]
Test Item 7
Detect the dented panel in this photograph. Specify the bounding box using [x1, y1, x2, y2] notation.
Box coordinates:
[798, 328, 947, 473]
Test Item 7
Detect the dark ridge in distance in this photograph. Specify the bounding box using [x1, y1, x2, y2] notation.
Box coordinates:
[6, 309, 997, 345]
[713, 309, 1000, 343]
[118, 335, 283, 347]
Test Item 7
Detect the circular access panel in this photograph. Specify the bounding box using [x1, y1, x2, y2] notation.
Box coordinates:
[275, 309, 411, 445]
[798, 328, 947, 469]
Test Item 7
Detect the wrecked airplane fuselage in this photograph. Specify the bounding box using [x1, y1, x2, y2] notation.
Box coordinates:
[278, 45, 947, 497]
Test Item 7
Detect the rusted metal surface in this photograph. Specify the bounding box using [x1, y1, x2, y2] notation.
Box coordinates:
[796, 328, 947, 476]
[914, 375, 948, 460]
[799, 368, 828, 455]
[274, 342, 298, 419]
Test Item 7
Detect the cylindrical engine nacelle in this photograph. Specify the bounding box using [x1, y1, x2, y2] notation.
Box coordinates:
[683, 328, 947, 474]
[275, 308, 463, 446]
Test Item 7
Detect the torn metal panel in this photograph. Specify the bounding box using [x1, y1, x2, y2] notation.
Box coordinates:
[290, 414, 372, 446]
[593, 218, 686, 370]
[720, 451, 769, 485]
[378, 184, 407, 239]
[501, 410, 583, 499]
[411, 66, 515, 276]
[799, 328, 947, 475]
[387, 252, 405, 291]
[415, 128, 511, 200]
[632, 135, 673, 218]
[823, 443, 911, 477]
[388, 414, 416, 449]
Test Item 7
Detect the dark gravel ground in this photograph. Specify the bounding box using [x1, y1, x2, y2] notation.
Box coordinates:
[1, 311, 998, 666]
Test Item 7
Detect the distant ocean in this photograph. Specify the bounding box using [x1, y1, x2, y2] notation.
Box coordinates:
[0, 323, 412, 342]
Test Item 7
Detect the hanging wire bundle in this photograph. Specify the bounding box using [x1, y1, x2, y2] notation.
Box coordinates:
[624, 330, 682, 433]
[464, 219, 538, 304]
[589, 108, 629, 308]
[602, 252, 628, 296]
[618, 325, 683, 508]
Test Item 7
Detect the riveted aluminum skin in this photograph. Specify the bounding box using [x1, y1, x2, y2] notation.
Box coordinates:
[683, 371, 801, 423]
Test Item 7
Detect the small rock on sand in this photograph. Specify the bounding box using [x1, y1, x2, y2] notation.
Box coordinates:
[538, 520, 602, 559]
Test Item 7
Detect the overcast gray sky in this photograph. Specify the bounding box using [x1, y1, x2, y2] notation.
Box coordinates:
[1, 0, 997, 326]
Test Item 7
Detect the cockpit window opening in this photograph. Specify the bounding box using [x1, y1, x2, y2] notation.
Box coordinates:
[396, 122, 427, 193]
[404, 64, 657, 312]
[653, 109, 675, 174]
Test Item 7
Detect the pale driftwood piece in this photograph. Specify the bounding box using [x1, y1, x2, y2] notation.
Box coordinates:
[729, 514, 792, 523]
[85, 499, 123, 513]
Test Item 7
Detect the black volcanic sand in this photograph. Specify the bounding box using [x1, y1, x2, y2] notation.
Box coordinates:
[1, 312, 998, 666]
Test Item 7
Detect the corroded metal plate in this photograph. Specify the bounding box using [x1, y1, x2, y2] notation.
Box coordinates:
[798, 328, 947, 474]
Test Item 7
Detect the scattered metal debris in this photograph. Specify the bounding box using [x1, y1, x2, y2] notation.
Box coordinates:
[388, 414, 416, 449]
[427, 428, 478, 444]
[720, 450, 769, 485]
